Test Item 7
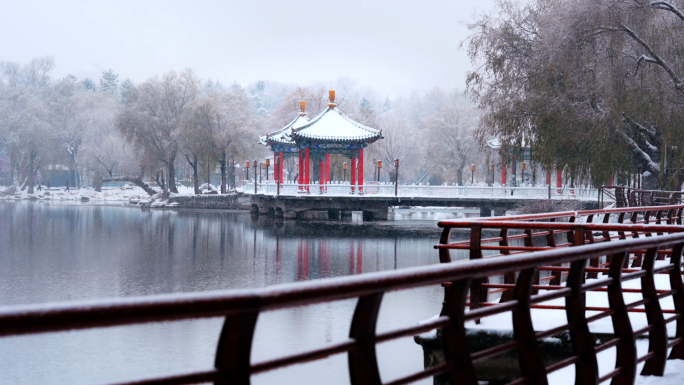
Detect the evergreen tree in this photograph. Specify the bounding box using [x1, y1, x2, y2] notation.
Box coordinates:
[358, 97, 377, 127]
[251, 80, 268, 116]
[100, 69, 119, 95]
[382, 96, 392, 112]
[119, 78, 133, 103]
[81, 78, 97, 91]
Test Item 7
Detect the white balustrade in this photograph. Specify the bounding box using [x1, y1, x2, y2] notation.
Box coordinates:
[239, 181, 604, 201]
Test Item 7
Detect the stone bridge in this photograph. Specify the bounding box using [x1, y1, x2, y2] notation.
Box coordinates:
[249, 194, 599, 220]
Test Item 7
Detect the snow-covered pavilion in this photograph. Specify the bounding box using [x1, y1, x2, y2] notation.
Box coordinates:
[259, 101, 310, 182]
[260, 91, 383, 192]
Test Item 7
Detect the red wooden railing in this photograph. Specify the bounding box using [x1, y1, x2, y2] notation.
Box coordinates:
[1, 231, 684, 384]
[437, 205, 684, 317]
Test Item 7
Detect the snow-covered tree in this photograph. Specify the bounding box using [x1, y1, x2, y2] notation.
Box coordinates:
[116, 69, 201, 193]
[464, 0, 684, 188]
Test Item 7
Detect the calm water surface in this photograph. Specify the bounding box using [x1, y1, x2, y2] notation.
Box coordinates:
[0, 202, 474, 384]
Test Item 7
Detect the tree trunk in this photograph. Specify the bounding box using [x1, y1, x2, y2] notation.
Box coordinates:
[27, 150, 36, 194]
[93, 172, 103, 192]
[9, 153, 16, 187]
[456, 168, 463, 186]
[184, 154, 200, 194]
[103, 175, 158, 196]
[68, 155, 77, 189]
[219, 151, 227, 194]
[168, 161, 178, 193]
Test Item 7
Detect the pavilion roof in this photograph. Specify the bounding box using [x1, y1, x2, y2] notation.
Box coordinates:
[259, 114, 310, 147]
[289, 106, 382, 143]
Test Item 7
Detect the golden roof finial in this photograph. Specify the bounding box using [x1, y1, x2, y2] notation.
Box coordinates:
[328, 90, 336, 108]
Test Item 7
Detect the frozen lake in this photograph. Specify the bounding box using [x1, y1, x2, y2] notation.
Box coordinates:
[0, 201, 474, 385]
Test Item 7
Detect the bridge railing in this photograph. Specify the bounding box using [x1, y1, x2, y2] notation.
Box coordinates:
[599, 186, 684, 208]
[1, 233, 684, 384]
[243, 181, 600, 200]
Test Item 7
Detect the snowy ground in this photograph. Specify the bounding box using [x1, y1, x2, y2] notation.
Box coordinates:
[0, 185, 196, 203]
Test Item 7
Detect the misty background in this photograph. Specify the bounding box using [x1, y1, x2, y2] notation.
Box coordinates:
[2, 0, 519, 196]
[0, 0, 496, 96]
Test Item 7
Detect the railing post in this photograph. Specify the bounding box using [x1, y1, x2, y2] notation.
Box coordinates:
[469, 224, 485, 322]
[523, 228, 541, 295]
[566, 257, 599, 384]
[668, 243, 684, 359]
[601, 213, 611, 241]
[438, 227, 453, 263]
[512, 268, 548, 385]
[607, 251, 637, 385]
[441, 278, 477, 385]
[348, 292, 384, 385]
[500, 229, 516, 303]
[640, 247, 668, 376]
[214, 312, 259, 385]
[547, 218, 564, 286]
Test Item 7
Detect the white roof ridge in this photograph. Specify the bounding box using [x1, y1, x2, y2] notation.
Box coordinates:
[291, 106, 382, 142]
[335, 108, 381, 134]
[260, 114, 311, 146]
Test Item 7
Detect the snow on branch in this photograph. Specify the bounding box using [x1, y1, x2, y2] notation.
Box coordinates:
[631, 54, 659, 77]
[618, 130, 660, 173]
[618, 23, 684, 92]
[649, 1, 684, 23]
[641, 133, 660, 154]
[622, 113, 658, 137]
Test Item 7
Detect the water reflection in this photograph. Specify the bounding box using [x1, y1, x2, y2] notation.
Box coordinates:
[0, 202, 470, 384]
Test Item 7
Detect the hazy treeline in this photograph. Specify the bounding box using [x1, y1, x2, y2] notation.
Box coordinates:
[0, 57, 491, 195]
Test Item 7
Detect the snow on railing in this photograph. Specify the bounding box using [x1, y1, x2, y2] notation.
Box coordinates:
[242, 181, 601, 200]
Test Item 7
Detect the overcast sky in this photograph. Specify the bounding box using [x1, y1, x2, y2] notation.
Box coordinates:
[0, 0, 497, 96]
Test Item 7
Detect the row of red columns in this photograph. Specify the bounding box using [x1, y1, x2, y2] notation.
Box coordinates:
[295, 148, 364, 192]
[500, 159, 563, 189]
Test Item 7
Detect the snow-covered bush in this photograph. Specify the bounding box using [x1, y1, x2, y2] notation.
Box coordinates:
[199, 183, 218, 194]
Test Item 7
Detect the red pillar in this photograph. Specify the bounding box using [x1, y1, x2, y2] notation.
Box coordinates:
[305, 148, 310, 192]
[358, 148, 364, 193]
[298, 149, 302, 187]
[319, 158, 324, 192]
[325, 153, 331, 184]
[546, 171, 550, 186]
[279, 151, 283, 182]
[351, 155, 357, 193]
[501, 160, 507, 185]
[557, 169, 562, 194]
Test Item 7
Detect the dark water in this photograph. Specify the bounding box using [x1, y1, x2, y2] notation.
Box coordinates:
[0, 202, 473, 385]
